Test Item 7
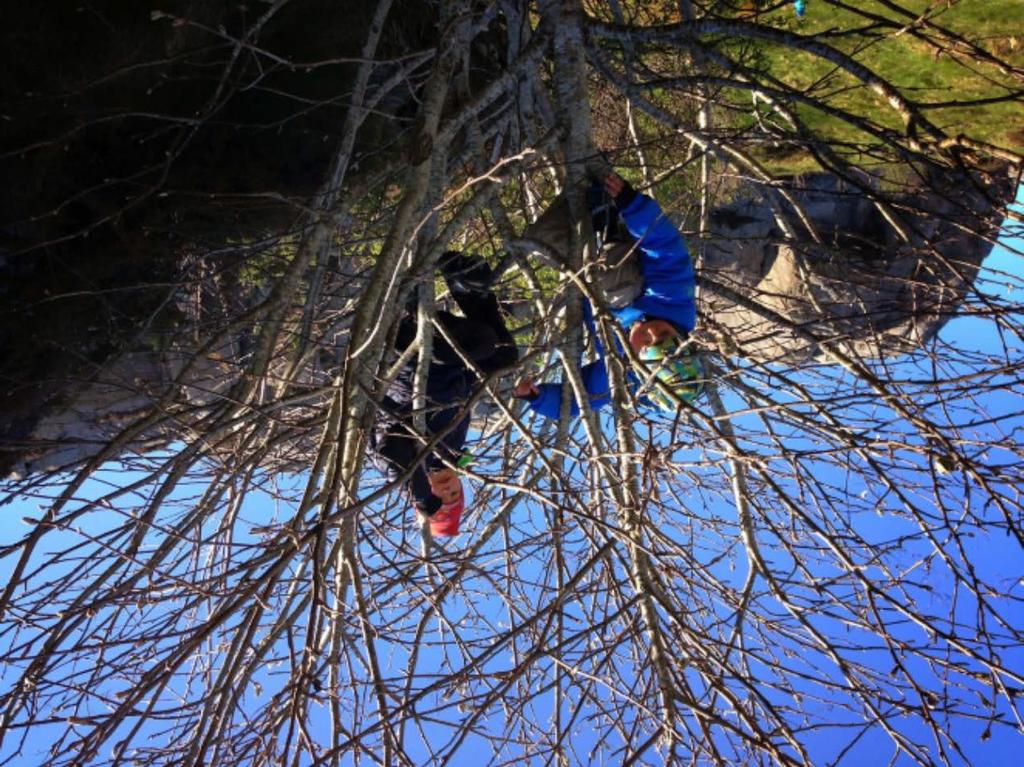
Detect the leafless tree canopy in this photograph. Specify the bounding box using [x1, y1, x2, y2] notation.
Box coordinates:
[1, 1, 1023, 765]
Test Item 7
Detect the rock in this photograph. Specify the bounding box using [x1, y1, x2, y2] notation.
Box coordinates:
[700, 166, 1015, 363]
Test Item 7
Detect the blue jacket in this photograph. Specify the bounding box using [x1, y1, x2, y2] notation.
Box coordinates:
[528, 193, 695, 420]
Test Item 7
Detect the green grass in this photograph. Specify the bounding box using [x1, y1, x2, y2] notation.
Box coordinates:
[733, 0, 1024, 172]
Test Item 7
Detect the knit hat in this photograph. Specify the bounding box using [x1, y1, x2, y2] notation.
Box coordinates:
[640, 336, 705, 409]
[428, 498, 463, 536]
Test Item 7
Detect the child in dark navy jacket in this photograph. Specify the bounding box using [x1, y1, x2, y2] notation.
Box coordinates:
[513, 171, 704, 416]
[370, 253, 517, 536]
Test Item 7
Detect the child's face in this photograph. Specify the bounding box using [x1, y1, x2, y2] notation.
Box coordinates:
[629, 319, 678, 355]
[427, 468, 463, 506]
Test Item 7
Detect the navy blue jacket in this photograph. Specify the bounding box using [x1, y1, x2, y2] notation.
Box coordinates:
[369, 277, 517, 513]
[372, 360, 472, 513]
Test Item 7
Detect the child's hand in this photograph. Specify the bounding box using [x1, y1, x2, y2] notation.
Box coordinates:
[604, 173, 625, 199]
[513, 377, 540, 400]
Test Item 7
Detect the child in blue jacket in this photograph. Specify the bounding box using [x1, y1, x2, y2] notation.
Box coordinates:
[514, 171, 704, 416]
